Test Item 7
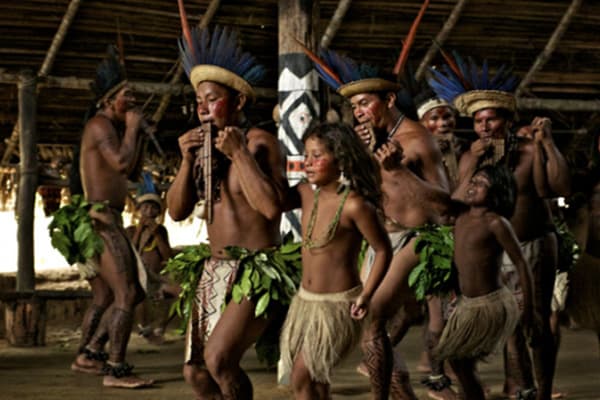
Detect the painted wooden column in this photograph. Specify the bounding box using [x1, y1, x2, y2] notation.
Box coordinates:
[278, 0, 321, 238]
[16, 70, 38, 292]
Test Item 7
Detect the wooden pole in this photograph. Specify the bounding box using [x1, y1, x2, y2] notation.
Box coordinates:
[320, 0, 352, 49]
[278, 0, 320, 241]
[16, 70, 38, 293]
[515, 0, 582, 97]
[39, 0, 82, 77]
[415, 0, 468, 81]
[0, 0, 81, 186]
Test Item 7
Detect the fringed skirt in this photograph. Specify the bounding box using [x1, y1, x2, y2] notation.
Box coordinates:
[280, 285, 364, 384]
[435, 286, 519, 361]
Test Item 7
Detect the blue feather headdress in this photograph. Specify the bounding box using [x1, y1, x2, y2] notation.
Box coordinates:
[92, 45, 128, 108]
[136, 172, 162, 209]
[178, 26, 266, 102]
[427, 52, 519, 116]
[300, 45, 401, 98]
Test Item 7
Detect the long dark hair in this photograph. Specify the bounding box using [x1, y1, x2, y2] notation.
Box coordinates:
[473, 164, 517, 219]
[303, 122, 382, 208]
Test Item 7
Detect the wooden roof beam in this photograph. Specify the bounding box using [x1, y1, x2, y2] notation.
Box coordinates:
[516, 0, 583, 97]
[415, 0, 469, 81]
[320, 0, 352, 49]
[1, 0, 81, 180]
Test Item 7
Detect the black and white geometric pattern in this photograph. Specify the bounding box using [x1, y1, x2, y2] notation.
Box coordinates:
[278, 53, 320, 238]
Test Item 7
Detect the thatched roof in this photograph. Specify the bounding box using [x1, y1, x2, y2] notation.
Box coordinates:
[1, 0, 599, 174]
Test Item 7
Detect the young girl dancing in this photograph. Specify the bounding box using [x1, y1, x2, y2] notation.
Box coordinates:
[280, 122, 392, 399]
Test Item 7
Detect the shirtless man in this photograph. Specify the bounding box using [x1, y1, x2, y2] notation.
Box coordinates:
[348, 82, 451, 399]
[454, 102, 570, 400]
[126, 190, 173, 344]
[167, 27, 287, 399]
[74, 68, 154, 387]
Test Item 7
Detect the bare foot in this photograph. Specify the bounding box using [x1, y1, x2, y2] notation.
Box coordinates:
[551, 386, 567, 399]
[70, 354, 104, 375]
[427, 387, 458, 400]
[356, 361, 369, 378]
[103, 374, 155, 388]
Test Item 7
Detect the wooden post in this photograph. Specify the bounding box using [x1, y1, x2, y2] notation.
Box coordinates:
[5, 70, 45, 347]
[17, 70, 38, 293]
[5, 297, 46, 346]
[278, 0, 320, 239]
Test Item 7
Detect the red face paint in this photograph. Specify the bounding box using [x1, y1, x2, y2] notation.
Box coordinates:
[196, 81, 236, 129]
[304, 137, 339, 186]
[311, 158, 332, 172]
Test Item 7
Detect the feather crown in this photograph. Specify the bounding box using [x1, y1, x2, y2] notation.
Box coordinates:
[178, 26, 266, 102]
[91, 45, 128, 108]
[306, 47, 401, 98]
[427, 52, 519, 116]
[136, 172, 162, 209]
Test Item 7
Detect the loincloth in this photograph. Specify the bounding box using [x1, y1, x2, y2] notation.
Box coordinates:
[501, 235, 544, 311]
[551, 271, 569, 312]
[75, 205, 147, 290]
[185, 257, 241, 364]
[363, 228, 416, 280]
[435, 286, 519, 361]
[280, 285, 364, 384]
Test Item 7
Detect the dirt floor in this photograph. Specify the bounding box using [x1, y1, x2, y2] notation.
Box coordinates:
[0, 323, 598, 400]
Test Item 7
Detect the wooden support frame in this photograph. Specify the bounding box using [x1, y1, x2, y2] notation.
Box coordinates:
[16, 70, 37, 292]
[415, 0, 468, 81]
[516, 0, 583, 97]
[320, 0, 352, 49]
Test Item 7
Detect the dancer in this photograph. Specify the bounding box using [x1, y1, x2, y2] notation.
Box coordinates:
[280, 122, 391, 399]
[438, 164, 538, 400]
[167, 21, 291, 399]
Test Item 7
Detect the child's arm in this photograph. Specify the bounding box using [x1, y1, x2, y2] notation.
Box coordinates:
[347, 197, 392, 320]
[489, 215, 539, 338]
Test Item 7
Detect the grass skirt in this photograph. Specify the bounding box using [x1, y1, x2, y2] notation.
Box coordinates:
[435, 286, 518, 361]
[280, 285, 363, 384]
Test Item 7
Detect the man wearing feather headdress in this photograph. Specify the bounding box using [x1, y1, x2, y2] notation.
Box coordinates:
[166, 17, 288, 398]
[307, 46, 452, 399]
[429, 57, 570, 400]
[72, 45, 154, 388]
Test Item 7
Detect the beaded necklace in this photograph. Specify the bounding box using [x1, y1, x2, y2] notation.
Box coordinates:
[303, 185, 351, 249]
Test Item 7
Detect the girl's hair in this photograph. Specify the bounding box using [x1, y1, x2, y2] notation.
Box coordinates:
[302, 122, 382, 208]
[473, 164, 517, 218]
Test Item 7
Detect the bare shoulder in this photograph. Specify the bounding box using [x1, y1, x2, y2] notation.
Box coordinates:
[83, 115, 115, 143]
[344, 191, 375, 216]
[487, 212, 510, 232]
[395, 119, 438, 153]
[246, 126, 278, 147]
